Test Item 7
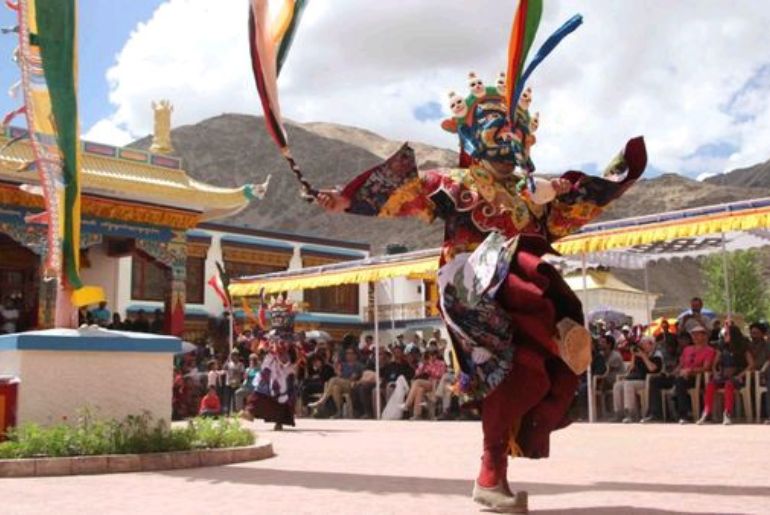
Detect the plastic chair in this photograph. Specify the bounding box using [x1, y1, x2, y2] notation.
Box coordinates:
[662, 373, 705, 422]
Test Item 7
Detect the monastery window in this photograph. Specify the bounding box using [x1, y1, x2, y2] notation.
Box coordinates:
[185, 256, 205, 304]
[304, 284, 359, 315]
[300, 252, 362, 315]
[131, 252, 168, 302]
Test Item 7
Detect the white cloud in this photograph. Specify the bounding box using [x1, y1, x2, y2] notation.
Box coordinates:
[82, 118, 134, 146]
[89, 0, 770, 178]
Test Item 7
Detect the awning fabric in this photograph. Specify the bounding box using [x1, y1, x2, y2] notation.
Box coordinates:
[229, 197, 770, 295]
[229, 249, 439, 296]
[554, 197, 770, 256]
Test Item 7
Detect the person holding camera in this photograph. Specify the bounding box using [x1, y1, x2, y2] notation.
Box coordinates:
[612, 335, 662, 422]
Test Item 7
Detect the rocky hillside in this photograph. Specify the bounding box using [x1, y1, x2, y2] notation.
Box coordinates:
[704, 158, 770, 189]
[130, 114, 770, 313]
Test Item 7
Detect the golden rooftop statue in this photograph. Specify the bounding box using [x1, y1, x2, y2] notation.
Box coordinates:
[150, 99, 174, 154]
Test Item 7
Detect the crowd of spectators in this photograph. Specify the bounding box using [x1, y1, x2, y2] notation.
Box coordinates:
[584, 297, 770, 425]
[78, 301, 165, 334]
[170, 326, 470, 422]
[80, 298, 769, 426]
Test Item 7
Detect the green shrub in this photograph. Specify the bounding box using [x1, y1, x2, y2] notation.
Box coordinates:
[0, 409, 255, 459]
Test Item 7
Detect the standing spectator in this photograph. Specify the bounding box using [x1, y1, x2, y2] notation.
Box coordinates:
[150, 308, 164, 334]
[655, 319, 677, 352]
[89, 301, 111, 327]
[678, 296, 710, 335]
[612, 336, 662, 422]
[198, 385, 221, 417]
[698, 323, 753, 425]
[206, 359, 222, 393]
[674, 324, 716, 423]
[222, 350, 245, 415]
[235, 353, 261, 412]
[327, 348, 364, 418]
[400, 349, 447, 420]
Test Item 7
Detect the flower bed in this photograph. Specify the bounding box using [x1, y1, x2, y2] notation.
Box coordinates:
[0, 411, 255, 459]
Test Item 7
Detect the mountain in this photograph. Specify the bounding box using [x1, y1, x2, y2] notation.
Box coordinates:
[302, 121, 458, 170]
[704, 159, 770, 190]
[130, 113, 770, 314]
[129, 114, 443, 252]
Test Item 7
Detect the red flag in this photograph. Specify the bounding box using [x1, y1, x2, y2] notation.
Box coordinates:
[207, 275, 229, 308]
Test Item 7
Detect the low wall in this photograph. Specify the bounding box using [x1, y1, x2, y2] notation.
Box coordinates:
[0, 329, 180, 426]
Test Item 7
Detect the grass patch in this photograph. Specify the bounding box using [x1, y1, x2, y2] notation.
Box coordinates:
[0, 410, 255, 459]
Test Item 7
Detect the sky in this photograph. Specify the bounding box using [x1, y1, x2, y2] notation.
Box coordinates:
[1, 0, 770, 181]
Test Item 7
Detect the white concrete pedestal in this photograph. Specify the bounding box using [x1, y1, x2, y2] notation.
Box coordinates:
[0, 328, 181, 426]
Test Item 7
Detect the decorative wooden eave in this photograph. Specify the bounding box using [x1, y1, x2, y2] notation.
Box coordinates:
[0, 127, 256, 224]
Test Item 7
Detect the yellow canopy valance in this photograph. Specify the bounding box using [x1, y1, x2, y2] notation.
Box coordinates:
[229, 255, 439, 296]
[554, 205, 770, 256]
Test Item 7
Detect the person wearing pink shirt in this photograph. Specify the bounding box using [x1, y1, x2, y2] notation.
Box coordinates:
[674, 324, 716, 423]
[400, 349, 447, 420]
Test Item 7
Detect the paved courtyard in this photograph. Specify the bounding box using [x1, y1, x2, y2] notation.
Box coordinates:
[1, 420, 769, 514]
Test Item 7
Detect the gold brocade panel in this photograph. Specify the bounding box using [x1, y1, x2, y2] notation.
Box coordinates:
[186, 241, 210, 259]
[221, 246, 292, 269]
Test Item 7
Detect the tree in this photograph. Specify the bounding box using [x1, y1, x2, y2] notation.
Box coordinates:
[701, 249, 770, 323]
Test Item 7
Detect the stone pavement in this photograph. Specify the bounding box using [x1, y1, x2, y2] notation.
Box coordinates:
[1, 420, 769, 514]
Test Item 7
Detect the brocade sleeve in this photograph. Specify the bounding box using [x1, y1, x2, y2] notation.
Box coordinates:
[545, 137, 647, 241]
[340, 143, 436, 223]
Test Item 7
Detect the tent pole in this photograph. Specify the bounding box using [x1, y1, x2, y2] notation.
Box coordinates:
[374, 281, 381, 420]
[582, 252, 595, 424]
[644, 262, 652, 326]
[390, 277, 396, 334]
[721, 233, 733, 319]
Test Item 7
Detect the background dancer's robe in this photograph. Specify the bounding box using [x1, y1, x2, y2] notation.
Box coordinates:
[339, 139, 646, 457]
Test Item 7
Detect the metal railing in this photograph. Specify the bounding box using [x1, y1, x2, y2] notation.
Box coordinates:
[364, 301, 438, 322]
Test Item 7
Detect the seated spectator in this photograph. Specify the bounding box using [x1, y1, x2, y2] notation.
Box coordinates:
[673, 324, 716, 423]
[612, 336, 662, 422]
[327, 348, 364, 418]
[150, 308, 164, 334]
[616, 325, 634, 361]
[698, 322, 752, 425]
[400, 349, 447, 420]
[351, 349, 391, 419]
[746, 322, 770, 424]
[89, 301, 111, 327]
[235, 353, 261, 412]
[108, 313, 124, 330]
[598, 334, 625, 393]
[748, 322, 770, 370]
[198, 385, 221, 417]
[359, 335, 375, 361]
[709, 319, 722, 346]
[642, 332, 691, 423]
[132, 309, 150, 333]
[302, 353, 335, 408]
